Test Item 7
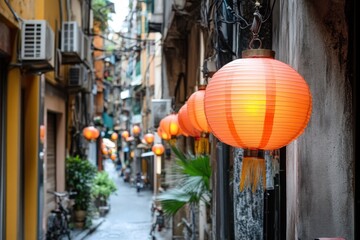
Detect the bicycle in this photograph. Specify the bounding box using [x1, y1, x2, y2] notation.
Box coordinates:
[46, 190, 75, 240]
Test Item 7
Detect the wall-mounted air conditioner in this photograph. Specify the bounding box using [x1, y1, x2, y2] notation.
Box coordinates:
[61, 21, 84, 64]
[20, 20, 54, 73]
[68, 65, 86, 87]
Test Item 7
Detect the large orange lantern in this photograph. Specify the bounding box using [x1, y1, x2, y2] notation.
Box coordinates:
[205, 49, 312, 149]
[152, 143, 164, 156]
[204, 49, 312, 191]
[187, 86, 210, 133]
[102, 148, 109, 155]
[121, 130, 129, 139]
[111, 132, 118, 141]
[178, 104, 201, 137]
[144, 133, 155, 144]
[83, 126, 100, 141]
[159, 114, 181, 137]
[132, 125, 141, 135]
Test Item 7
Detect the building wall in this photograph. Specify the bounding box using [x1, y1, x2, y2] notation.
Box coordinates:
[273, 0, 353, 239]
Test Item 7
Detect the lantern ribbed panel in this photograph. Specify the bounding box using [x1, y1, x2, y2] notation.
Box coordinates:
[204, 58, 312, 150]
[187, 90, 210, 133]
[178, 104, 201, 137]
[160, 114, 181, 136]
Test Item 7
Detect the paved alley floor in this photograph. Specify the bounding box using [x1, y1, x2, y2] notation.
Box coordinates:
[84, 159, 172, 240]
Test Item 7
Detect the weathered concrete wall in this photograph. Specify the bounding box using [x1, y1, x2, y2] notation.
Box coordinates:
[273, 0, 353, 239]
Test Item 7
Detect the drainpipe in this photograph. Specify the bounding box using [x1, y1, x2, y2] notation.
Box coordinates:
[66, 0, 71, 21]
[4, 0, 20, 22]
[58, 0, 63, 25]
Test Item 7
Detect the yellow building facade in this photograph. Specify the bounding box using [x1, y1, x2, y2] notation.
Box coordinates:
[0, 0, 89, 239]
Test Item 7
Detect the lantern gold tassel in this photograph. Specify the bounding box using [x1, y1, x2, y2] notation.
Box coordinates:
[240, 150, 266, 192]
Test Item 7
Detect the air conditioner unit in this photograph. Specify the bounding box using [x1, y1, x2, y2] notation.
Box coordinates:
[83, 34, 92, 69]
[68, 65, 86, 87]
[61, 21, 84, 64]
[20, 20, 54, 73]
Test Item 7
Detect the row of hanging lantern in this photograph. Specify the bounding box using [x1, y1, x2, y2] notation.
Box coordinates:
[157, 51, 312, 192]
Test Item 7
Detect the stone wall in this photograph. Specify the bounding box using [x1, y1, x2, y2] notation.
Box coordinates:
[272, 0, 354, 239]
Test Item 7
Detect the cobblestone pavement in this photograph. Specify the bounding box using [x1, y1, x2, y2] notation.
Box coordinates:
[84, 159, 172, 240]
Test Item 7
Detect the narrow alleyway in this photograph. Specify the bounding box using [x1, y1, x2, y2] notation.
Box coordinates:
[84, 159, 171, 240]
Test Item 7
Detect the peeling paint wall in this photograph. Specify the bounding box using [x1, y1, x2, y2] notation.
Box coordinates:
[273, 0, 354, 239]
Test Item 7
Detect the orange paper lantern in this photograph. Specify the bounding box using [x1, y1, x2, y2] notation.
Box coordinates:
[178, 104, 201, 137]
[132, 125, 141, 135]
[111, 132, 118, 141]
[83, 126, 100, 141]
[144, 133, 155, 144]
[102, 148, 108, 155]
[121, 130, 129, 139]
[152, 143, 165, 156]
[157, 127, 171, 140]
[40, 125, 45, 143]
[110, 153, 117, 161]
[204, 49, 312, 150]
[187, 86, 210, 133]
[159, 114, 181, 137]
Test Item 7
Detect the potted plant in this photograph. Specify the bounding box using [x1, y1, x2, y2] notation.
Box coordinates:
[66, 156, 97, 228]
[91, 171, 117, 216]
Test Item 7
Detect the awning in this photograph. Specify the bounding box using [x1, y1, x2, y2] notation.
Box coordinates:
[141, 151, 154, 157]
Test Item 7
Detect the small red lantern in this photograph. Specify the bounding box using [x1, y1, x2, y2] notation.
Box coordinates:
[132, 125, 141, 135]
[121, 130, 129, 139]
[111, 132, 118, 141]
[152, 144, 165, 156]
[144, 133, 155, 144]
[83, 126, 100, 141]
[187, 86, 210, 133]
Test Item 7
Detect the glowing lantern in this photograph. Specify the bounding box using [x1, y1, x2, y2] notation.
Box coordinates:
[121, 130, 129, 139]
[187, 86, 210, 133]
[178, 103, 201, 137]
[132, 125, 141, 135]
[102, 148, 108, 155]
[111, 132, 118, 141]
[83, 126, 100, 141]
[159, 114, 181, 137]
[152, 144, 164, 156]
[204, 49, 312, 191]
[144, 133, 155, 144]
[157, 126, 171, 141]
[130, 151, 135, 158]
[40, 125, 45, 143]
[110, 153, 116, 161]
[205, 49, 312, 149]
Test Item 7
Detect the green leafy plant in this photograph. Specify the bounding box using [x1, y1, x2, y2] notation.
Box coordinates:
[66, 156, 97, 211]
[157, 146, 212, 216]
[92, 0, 113, 32]
[91, 171, 117, 201]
